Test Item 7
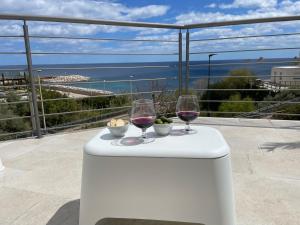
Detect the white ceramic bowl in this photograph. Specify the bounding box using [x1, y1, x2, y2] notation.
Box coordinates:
[107, 123, 129, 137]
[153, 123, 173, 136]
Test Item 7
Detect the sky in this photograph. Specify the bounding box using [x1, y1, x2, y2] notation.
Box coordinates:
[1, 0, 300, 65]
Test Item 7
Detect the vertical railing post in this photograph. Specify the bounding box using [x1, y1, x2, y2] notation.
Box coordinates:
[185, 30, 190, 93]
[178, 30, 183, 96]
[23, 20, 42, 138]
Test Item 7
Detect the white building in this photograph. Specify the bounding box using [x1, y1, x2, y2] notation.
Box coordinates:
[271, 66, 300, 86]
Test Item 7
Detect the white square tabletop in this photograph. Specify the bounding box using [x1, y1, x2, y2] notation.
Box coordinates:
[84, 125, 229, 159]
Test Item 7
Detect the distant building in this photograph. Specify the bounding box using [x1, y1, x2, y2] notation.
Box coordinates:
[271, 66, 300, 86]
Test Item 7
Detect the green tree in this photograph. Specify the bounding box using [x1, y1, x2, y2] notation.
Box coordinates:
[201, 68, 270, 112]
[218, 93, 255, 117]
[0, 92, 31, 138]
[272, 104, 300, 120]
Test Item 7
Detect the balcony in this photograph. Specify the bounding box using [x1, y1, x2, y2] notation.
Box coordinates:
[0, 14, 300, 225]
[0, 118, 299, 225]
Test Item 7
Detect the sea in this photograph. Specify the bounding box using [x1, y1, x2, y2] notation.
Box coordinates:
[0, 58, 297, 93]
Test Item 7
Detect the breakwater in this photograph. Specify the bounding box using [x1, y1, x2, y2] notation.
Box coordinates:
[42, 75, 90, 83]
[47, 84, 113, 96]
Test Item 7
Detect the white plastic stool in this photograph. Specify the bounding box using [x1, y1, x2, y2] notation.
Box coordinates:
[80, 125, 236, 225]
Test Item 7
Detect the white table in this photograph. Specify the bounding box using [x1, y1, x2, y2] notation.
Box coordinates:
[80, 125, 236, 225]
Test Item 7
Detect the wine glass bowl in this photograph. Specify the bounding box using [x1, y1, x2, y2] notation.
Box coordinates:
[176, 95, 200, 132]
[130, 99, 156, 140]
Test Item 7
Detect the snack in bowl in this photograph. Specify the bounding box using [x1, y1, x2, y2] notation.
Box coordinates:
[153, 116, 173, 136]
[107, 118, 129, 137]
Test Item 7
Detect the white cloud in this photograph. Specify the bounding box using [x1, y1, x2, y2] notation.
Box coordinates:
[206, 3, 217, 8]
[0, 0, 169, 20]
[176, 1, 300, 59]
[219, 0, 278, 9]
[176, 1, 300, 24]
[0, 0, 169, 36]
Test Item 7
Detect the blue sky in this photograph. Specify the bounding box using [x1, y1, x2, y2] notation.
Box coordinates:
[1, 0, 300, 65]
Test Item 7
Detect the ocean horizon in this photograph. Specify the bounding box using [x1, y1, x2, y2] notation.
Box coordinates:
[0, 58, 298, 93]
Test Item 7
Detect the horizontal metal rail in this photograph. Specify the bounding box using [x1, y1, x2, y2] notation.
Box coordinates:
[40, 89, 177, 102]
[189, 60, 300, 67]
[31, 52, 178, 56]
[190, 32, 300, 42]
[33, 65, 172, 70]
[193, 88, 300, 91]
[0, 14, 182, 29]
[42, 100, 177, 117]
[0, 35, 23, 38]
[0, 52, 25, 54]
[190, 46, 300, 55]
[2, 60, 298, 71]
[45, 116, 128, 131]
[43, 110, 300, 119]
[200, 111, 300, 116]
[0, 115, 31, 121]
[0, 77, 171, 89]
[29, 35, 178, 43]
[43, 105, 132, 117]
[2, 14, 300, 29]
[198, 100, 300, 104]
[0, 84, 29, 88]
[0, 130, 33, 137]
[189, 75, 300, 78]
[2, 98, 299, 106]
[42, 77, 168, 85]
[0, 65, 173, 71]
[185, 15, 300, 29]
[0, 68, 27, 71]
[0, 100, 29, 106]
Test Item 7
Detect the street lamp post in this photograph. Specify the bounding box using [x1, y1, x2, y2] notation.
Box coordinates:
[207, 53, 217, 117]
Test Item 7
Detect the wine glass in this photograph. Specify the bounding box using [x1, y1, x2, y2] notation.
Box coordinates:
[176, 95, 200, 132]
[131, 99, 156, 140]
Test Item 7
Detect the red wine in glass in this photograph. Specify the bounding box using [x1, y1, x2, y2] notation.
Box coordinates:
[176, 95, 200, 132]
[177, 111, 199, 123]
[131, 116, 155, 129]
[131, 99, 156, 139]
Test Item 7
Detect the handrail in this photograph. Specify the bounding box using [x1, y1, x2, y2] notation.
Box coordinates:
[2, 14, 300, 30]
[0, 14, 182, 29]
[185, 15, 300, 29]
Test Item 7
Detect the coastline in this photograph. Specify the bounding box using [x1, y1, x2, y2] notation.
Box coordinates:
[42, 74, 90, 83]
[41, 74, 113, 97]
[45, 84, 113, 97]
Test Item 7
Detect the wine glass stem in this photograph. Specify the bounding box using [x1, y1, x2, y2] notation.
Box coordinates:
[185, 122, 190, 131]
[142, 128, 147, 138]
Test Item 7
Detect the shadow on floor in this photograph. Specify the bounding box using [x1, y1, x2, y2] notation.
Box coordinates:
[260, 141, 300, 152]
[96, 218, 204, 225]
[46, 200, 205, 225]
[46, 199, 80, 225]
[191, 120, 300, 130]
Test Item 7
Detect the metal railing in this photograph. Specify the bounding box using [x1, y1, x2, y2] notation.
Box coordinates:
[0, 14, 300, 140]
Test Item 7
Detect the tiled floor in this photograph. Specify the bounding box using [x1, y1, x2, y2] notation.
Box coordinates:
[0, 118, 299, 225]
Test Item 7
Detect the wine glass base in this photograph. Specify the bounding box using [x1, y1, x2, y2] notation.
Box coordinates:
[140, 137, 155, 144]
[181, 128, 198, 135]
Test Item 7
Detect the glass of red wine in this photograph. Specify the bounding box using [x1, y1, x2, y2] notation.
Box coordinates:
[131, 99, 156, 141]
[176, 95, 200, 132]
